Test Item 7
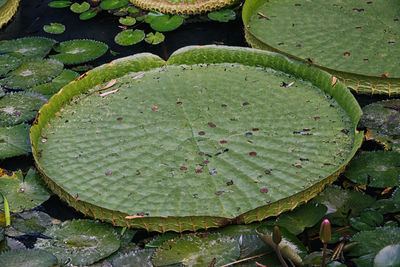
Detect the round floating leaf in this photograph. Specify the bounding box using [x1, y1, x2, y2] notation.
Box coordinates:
[0, 54, 21, 77]
[0, 59, 63, 90]
[31, 46, 362, 232]
[70, 1, 90, 13]
[243, 0, 400, 95]
[100, 0, 129, 10]
[48, 0, 72, 8]
[360, 99, 400, 151]
[208, 9, 236, 22]
[80, 10, 97, 20]
[349, 227, 400, 266]
[350, 209, 384, 231]
[50, 39, 108, 65]
[371, 199, 399, 215]
[149, 14, 183, 32]
[144, 32, 165, 45]
[12, 211, 52, 234]
[34, 219, 121, 266]
[119, 16, 136, 26]
[43, 23, 65, 34]
[0, 169, 51, 213]
[344, 151, 400, 187]
[0, 92, 47, 127]
[0, 249, 58, 267]
[152, 233, 240, 266]
[275, 202, 328, 235]
[114, 29, 145, 46]
[111, 249, 154, 267]
[0, 123, 30, 159]
[27, 69, 79, 98]
[374, 244, 400, 267]
[0, 37, 56, 59]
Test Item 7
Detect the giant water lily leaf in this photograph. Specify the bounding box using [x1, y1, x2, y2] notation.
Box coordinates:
[344, 151, 400, 187]
[0, 249, 58, 267]
[0, 0, 21, 30]
[0, 123, 31, 159]
[360, 99, 400, 151]
[152, 233, 240, 266]
[0, 92, 47, 127]
[243, 0, 400, 95]
[49, 39, 108, 65]
[0, 54, 21, 77]
[34, 219, 120, 266]
[0, 37, 56, 59]
[0, 59, 63, 90]
[30, 46, 363, 232]
[0, 169, 51, 213]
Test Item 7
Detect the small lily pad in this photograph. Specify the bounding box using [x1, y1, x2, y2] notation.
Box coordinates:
[50, 39, 108, 65]
[371, 199, 399, 215]
[43, 23, 66, 34]
[152, 233, 240, 266]
[0, 37, 56, 59]
[100, 0, 129, 10]
[149, 14, 184, 32]
[350, 209, 384, 231]
[0, 54, 21, 77]
[0, 169, 51, 213]
[0, 123, 31, 159]
[344, 151, 400, 187]
[70, 1, 90, 13]
[208, 9, 236, 22]
[11, 211, 52, 234]
[119, 16, 136, 26]
[48, 0, 72, 8]
[0, 249, 58, 267]
[114, 29, 145, 46]
[275, 202, 328, 235]
[34, 219, 121, 266]
[0, 92, 47, 127]
[0, 59, 64, 90]
[80, 10, 97, 20]
[144, 32, 165, 45]
[374, 244, 400, 267]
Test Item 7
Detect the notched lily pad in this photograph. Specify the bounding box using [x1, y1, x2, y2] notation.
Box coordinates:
[34, 219, 121, 266]
[80, 10, 97, 20]
[208, 9, 236, 22]
[344, 151, 400, 187]
[0, 123, 31, 159]
[119, 16, 136, 26]
[70, 1, 90, 13]
[149, 14, 183, 32]
[145, 32, 165, 45]
[114, 29, 145, 46]
[0, 54, 21, 77]
[50, 39, 108, 65]
[0, 37, 56, 59]
[152, 233, 240, 266]
[0, 249, 58, 267]
[43, 23, 66, 34]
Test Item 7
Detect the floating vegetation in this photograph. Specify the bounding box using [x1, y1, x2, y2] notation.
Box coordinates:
[114, 29, 145, 46]
[43, 22, 66, 34]
[49, 39, 108, 65]
[119, 15, 136, 26]
[0, 54, 21, 77]
[0, 249, 58, 267]
[11, 211, 53, 234]
[144, 32, 165, 45]
[0, 37, 56, 59]
[100, 0, 129, 10]
[48, 0, 72, 8]
[145, 11, 183, 32]
[79, 10, 97, 20]
[0, 123, 31, 159]
[208, 9, 236, 22]
[111, 249, 154, 267]
[0, 59, 63, 90]
[70, 1, 90, 13]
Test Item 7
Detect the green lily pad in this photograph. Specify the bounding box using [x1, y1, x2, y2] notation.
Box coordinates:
[119, 16, 136, 26]
[348, 227, 400, 266]
[12, 211, 52, 234]
[311, 185, 375, 226]
[48, 0, 72, 8]
[145, 32, 165, 45]
[145, 232, 180, 248]
[350, 209, 384, 231]
[208, 9, 236, 22]
[0, 59, 64, 90]
[31, 46, 363, 232]
[79, 10, 97, 20]
[100, 0, 129, 10]
[111, 249, 154, 267]
[149, 14, 183, 32]
[34, 219, 121, 266]
[43, 23, 66, 34]
[344, 151, 400, 187]
[0, 37, 56, 59]
[27, 69, 80, 98]
[0, 123, 31, 159]
[152, 233, 240, 266]
[70, 1, 90, 13]
[371, 199, 399, 215]
[360, 99, 400, 151]
[0, 169, 51, 213]
[128, 7, 139, 14]
[374, 244, 400, 267]
[114, 29, 145, 46]
[50, 39, 108, 65]
[0, 249, 58, 267]
[0, 54, 21, 77]
[275, 202, 327, 235]
[243, 0, 400, 95]
[0, 92, 47, 127]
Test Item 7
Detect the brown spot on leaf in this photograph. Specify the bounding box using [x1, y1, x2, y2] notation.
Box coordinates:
[249, 151, 257, 156]
[180, 166, 187, 171]
[264, 169, 271, 174]
[215, 191, 223, 195]
[208, 122, 216, 128]
[260, 187, 268, 193]
[344, 52, 350, 56]
[195, 169, 202, 173]
[152, 106, 159, 111]
[198, 131, 205, 135]
[226, 180, 234, 186]
[220, 140, 227, 144]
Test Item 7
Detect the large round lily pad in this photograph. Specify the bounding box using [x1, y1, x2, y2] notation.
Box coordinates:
[31, 46, 363, 232]
[243, 0, 400, 95]
[0, 37, 56, 59]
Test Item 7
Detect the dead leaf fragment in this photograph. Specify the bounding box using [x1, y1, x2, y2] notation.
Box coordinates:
[331, 76, 338, 87]
[100, 88, 119, 97]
